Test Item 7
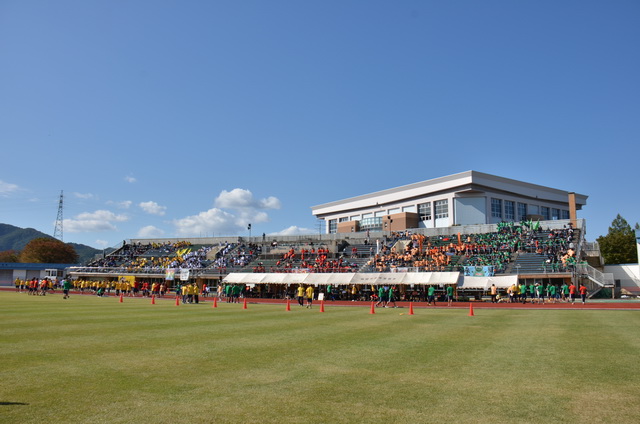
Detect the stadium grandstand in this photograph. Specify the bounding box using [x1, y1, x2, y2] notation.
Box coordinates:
[52, 171, 631, 299]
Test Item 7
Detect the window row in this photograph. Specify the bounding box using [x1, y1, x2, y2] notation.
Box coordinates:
[491, 198, 570, 221]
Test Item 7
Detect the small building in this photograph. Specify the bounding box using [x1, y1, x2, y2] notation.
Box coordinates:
[0, 263, 69, 285]
[311, 170, 587, 234]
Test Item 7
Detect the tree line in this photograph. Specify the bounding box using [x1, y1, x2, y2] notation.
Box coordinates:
[0, 238, 79, 264]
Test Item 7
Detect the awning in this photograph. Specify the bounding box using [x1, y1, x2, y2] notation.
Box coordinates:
[458, 275, 518, 290]
[398, 272, 461, 285]
[222, 272, 461, 286]
[301, 273, 355, 286]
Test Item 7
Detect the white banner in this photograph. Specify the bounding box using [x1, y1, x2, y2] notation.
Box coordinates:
[180, 269, 190, 281]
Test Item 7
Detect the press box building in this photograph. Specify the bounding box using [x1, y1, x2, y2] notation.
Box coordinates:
[311, 171, 587, 234]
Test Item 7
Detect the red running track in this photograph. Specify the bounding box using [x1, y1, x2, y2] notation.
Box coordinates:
[3, 287, 639, 310]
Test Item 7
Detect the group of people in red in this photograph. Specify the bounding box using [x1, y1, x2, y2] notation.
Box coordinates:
[272, 246, 355, 273]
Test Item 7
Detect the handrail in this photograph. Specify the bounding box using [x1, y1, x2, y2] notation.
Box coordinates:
[575, 263, 614, 287]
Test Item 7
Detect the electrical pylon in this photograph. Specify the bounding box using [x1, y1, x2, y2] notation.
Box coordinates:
[53, 190, 64, 242]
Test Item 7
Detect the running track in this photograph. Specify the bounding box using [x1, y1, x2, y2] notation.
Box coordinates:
[3, 287, 639, 310]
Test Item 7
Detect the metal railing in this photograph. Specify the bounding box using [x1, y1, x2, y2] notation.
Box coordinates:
[575, 263, 615, 287]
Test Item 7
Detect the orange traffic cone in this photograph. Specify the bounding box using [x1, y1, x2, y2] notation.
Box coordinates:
[370, 302, 375, 314]
[119, 293, 123, 303]
[320, 300, 325, 313]
[243, 298, 247, 309]
[175, 295, 180, 306]
[409, 302, 414, 315]
[213, 297, 218, 308]
[468, 303, 475, 316]
[286, 299, 291, 311]
[151, 295, 155, 305]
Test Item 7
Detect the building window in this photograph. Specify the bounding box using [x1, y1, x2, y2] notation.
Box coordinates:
[338, 217, 349, 223]
[491, 198, 503, 219]
[402, 205, 417, 213]
[328, 219, 337, 234]
[360, 217, 382, 231]
[505, 200, 515, 221]
[387, 208, 400, 215]
[435, 199, 448, 219]
[418, 202, 431, 220]
[561, 210, 570, 220]
[540, 206, 550, 220]
[551, 208, 560, 220]
[517, 203, 527, 221]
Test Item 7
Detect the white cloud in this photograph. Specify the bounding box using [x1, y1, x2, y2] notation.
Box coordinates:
[0, 180, 19, 196]
[64, 210, 129, 233]
[73, 192, 94, 199]
[214, 189, 281, 210]
[259, 196, 281, 209]
[139, 201, 167, 216]
[173, 208, 236, 236]
[172, 189, 282, 236]
[107, 200, 133, 209]
[124, 175, 137, 183]
[236, 211, 269, 226]
[95, 239, 110, 248]
[270, 226, 316, 236]
[137, 225, 165, 238]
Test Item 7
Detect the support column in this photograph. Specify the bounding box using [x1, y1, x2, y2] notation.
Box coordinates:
[568, 192, 577, 228]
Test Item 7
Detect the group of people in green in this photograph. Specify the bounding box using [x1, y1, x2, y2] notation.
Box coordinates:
[221, 284, 244, 303]
[495, 281, 588, 304]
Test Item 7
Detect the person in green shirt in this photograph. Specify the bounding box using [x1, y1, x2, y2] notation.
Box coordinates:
[62, 278, 72, 299]
[536, 283, 545, 304]
[326, 284, 334, 301]
[547, 284, 557, 303]
[225, 284, 232, 303]
[519, 283, 527, 303]
[427, 285, 436, 306]
[561, 283, 569, 302]
[446, 285, 454, 306]
[388, 286, 397, 308]
[232, 284, 242, 303]
[375, 286, 386, 308]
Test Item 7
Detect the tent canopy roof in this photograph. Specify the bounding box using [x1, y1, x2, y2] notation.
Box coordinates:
[223, 272, 461, 286]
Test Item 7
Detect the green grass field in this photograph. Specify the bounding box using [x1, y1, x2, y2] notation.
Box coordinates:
[1, 292, 640, 424]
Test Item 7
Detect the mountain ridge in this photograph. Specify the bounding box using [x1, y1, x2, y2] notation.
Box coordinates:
[0, 223, 102, 264]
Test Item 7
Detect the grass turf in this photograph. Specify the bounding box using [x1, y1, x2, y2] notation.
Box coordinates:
[1, 292, 640, 423]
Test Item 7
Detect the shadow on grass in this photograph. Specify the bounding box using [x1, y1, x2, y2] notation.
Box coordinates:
[0, 402, 29, 406]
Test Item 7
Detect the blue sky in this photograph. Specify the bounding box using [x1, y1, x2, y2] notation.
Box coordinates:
[1, 0, 638, 249]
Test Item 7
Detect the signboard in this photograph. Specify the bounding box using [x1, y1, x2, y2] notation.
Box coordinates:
[464, 266, 495, 277]
[165, 269, 176, 281]
[180, 269, 190, 281]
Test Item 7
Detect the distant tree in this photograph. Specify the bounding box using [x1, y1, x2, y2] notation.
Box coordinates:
[19, 238, 79, 264]
[596, 214, 637, 265]
[0, 250, 19, 262]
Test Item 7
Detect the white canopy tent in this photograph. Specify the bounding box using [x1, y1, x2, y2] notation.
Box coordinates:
[458, 275, 518, 290]
[399, 272, 461, 286]
[222, 272, 461, 286]
[301, 273, 356, 286]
